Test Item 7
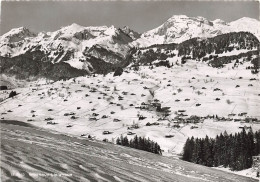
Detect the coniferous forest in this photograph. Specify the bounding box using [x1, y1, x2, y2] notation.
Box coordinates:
[116, 135, 162, 155]
[182, 129, 260, 171]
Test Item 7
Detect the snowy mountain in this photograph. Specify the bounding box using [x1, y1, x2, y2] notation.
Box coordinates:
[133, 15, 260, 47]
[0, 27, 37, 43]
[0, 24, 135, 70]
[1, 15, 259, 60]
[0, 15, 259, 80]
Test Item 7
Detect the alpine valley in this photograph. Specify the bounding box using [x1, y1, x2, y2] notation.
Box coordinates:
[0, 15, 260, 181]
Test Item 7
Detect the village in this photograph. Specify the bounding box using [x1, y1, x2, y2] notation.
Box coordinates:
[1, 59, 260, 155]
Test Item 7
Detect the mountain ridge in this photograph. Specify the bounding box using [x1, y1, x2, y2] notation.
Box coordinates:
[132, 15, 260, 47]
[0, 15, 259, 80]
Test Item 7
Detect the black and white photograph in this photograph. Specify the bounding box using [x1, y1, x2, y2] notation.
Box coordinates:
[0, 0, 260, 181]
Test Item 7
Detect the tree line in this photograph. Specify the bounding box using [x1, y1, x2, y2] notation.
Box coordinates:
[178, 32, 259, 58]
[116, 135, 162, 155]
[182, 129, 260, 171]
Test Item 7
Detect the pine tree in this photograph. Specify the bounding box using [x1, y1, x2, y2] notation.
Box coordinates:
[192, 138, 200, 164]
[223, 131, 230, 167]
[123, 136, 129, 147]
[183, 137, 192, 161]
[213, 135, 221, 167]
[120, 135, 124, 145]
[229, 134, 237, 170]
[183, 130, 260, 171]
[246, 128, 254, 168]
[116, 137, 121, 145]
[254, 131, 260, 155]
[133, 135, 139, 149]
[116, 135, 161, 155]
[204, 136, 214, 167]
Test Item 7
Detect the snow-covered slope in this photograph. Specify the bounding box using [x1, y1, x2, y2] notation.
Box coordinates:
[0, 27, 37, 43]
[133, 15, 260, 47]
[1, 121, 257, 182]
[1, 56, 260, 155]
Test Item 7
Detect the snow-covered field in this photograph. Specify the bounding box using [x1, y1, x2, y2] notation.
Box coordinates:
[1, 60, 259, 158]
[213, 167, 259, 180]
[1, 120, 258, 182]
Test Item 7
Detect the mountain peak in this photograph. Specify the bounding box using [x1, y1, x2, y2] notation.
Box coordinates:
[167, 15, 210, 22]
[8, 27, 33, 35]
[1, 26, 36, 42]
[60, 23, 85, 32]
[68, 23, 84, 29]
[103, 25, 118, 36]
[213, 19, 227, 25]
[233, 17, 259, 23]
[164, 15, 213, 27]
[134, 15, 260, 47]
[168, 15, 189, 20]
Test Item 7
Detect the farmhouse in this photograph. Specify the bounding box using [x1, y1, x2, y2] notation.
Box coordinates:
[127, 131, 135, 135]
[165, 135, 174, 138]
[89, 117, 98, 121]
[113, 118, 121, 122]
[103, 131, 112, 135]
[238, 112, 247, 116]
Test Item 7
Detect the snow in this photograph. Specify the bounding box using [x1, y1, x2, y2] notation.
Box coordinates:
[104, 25, 117, 36]
[64, 59, 85, 70]
[0, 24, 131, 64]
[1, 15, 259, 66]
[0, 27, 36, 43]
[0, 14, 259, 181]
[213, 167, 259, 180]
[212, 19, 227, 25]
[133, 15, 260, 47]
[210, 49, 258, 57]
[2, 121, 255, 182]
[1, 57, 260, 156]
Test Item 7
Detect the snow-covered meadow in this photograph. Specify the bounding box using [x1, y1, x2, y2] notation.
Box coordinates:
[1, 59, 259, 156]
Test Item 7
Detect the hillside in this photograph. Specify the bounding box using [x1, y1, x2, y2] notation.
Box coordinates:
[1, 120, 257, 182]
[1, 57, 260, 156]
[131, 32, 259, 66]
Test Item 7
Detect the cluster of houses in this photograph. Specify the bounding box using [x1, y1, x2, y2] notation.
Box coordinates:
[173, 115, 205, 124]
[137, 99, 171, 117]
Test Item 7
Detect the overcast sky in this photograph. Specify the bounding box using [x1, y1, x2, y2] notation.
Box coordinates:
[1, 1, 259, 35]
